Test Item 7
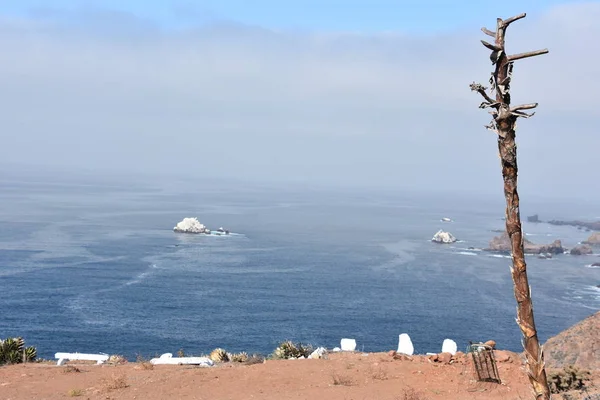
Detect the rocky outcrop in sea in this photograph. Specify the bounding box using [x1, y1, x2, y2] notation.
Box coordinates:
[569, 244, 593, 256]
[431, 230, 457, 244]
[174, 217, 210, 233]
[583, 232, 600, 246]
[485, 231, 564, 255]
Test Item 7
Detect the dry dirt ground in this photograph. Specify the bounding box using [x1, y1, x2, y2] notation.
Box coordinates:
[1, 351, 598, 400]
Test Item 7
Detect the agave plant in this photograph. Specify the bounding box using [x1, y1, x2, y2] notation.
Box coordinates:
[209, 348, 230, 363]
[0, 337, 37, 365]
[271, 340, 313, 360]
[230, 352, 249, 363]
[23, 346, 37, 362]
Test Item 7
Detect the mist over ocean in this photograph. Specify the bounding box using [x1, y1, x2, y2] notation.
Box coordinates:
[0, 171, 598, 360]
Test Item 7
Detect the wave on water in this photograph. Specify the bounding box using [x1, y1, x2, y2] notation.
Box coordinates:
[488, 254, 512, 259]
[205, 232, 244, 237]
[455, 247, 482, 252]
[585, 264, 600, 269]
[570, 285, 600, 307]
[125, 264, 158, 286]
[456, 251, 478, 256]
[525, 233, 553, 237]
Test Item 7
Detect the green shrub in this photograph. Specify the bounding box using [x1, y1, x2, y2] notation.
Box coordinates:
[0, 337, 37, 365]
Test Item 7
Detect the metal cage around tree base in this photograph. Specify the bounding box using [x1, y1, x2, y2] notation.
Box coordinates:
[467, 342, 501, 384]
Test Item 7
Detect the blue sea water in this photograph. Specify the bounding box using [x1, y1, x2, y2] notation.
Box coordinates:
[0, 172, 598, 360]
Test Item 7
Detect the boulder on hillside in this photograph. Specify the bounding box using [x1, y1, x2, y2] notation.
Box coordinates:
[486, 231, 564, 254]
[570, 244, 593, 256]
[431, 230, 457, 244]
[583, 232, 600, 246]
[543, 311, 600, 370]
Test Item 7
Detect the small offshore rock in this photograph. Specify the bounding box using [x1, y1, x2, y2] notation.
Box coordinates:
[431, 230, 457, 244]
[570, 244, 593, 256]
[173, 217, 210, 234]
[583, 232, 600, 246]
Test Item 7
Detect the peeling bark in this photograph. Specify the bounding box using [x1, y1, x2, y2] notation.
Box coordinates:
[470, 13, 551, 400]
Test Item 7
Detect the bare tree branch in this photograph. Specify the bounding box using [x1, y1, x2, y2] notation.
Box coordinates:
[502, 13, 527, 27]
[508, 49, 549, 61]
[481, 27, 496, 37]
[510, 103, 538, 112]
[481, 40, 502, 51]
[469, 82, 496, 105]
[512, 111, 536, 118]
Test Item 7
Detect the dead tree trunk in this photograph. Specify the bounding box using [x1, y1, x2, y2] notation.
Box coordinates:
[470, 13, 551, 400]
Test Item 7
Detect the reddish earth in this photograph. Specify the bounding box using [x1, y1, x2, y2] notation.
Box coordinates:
[1, 351, 598, 400]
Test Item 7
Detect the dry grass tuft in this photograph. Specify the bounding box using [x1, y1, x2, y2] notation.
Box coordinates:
[67, 388, 84, 397]
[243, 354, 265, 366]
[62, 365, 81, 373]
[548, 366, 591, 394]
[370, 365, 388, 381]
[108, 354, 127, 365]
[140, 361, 154, 370]
[135, 354, 154, 370]
[331, 372, 354, 386]
[104, 374, 129, 391]
[398, 387, 430, 400]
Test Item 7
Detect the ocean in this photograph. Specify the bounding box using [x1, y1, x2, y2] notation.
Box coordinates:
[0, 172, 598, 360]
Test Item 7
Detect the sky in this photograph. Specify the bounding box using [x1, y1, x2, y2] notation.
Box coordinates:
[0, 1, 598, 199]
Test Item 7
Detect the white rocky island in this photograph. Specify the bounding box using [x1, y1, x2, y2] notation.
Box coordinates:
[173, 217, 210, 233]
[431, 230, 457, 244]
[173, 218, 231, 235]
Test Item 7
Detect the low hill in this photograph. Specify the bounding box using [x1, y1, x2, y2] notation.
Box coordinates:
[543, 311, 599, 370]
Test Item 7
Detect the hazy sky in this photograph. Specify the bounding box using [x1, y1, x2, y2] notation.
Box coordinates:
[0, 1, 598, 198]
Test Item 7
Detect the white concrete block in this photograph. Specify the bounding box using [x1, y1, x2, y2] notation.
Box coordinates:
[397, 333, 414, 355]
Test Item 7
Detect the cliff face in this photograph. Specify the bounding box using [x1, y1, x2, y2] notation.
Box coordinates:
[486, 232, 564, 254]
[543, 311, 600, 370]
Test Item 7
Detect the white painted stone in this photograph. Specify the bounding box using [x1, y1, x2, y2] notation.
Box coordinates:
[150, 355, 214, 367]
[340, 338, 357, 352]
[397, 333, 414, 355]
[308, 347, 327, 359]
[332, 347, 341, 352]
[55, 352, 109, 366]
[441, 339, 457, 355]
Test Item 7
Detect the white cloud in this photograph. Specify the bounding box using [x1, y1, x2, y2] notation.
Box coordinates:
[0, 4, 598, 196]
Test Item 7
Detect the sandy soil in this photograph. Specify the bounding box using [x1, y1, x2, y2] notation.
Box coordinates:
[1, 351, 598, 400]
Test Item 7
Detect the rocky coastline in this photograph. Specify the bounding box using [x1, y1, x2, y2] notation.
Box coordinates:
[485, 231, 564, 255]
